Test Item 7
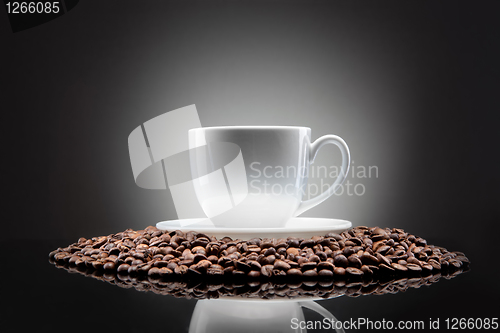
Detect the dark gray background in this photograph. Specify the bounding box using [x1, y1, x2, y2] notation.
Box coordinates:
[2, 1, 499, 332]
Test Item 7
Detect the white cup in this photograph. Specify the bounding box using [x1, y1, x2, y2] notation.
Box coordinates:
[189, 126, 350, 228]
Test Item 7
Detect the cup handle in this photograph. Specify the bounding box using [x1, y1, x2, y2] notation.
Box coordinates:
[299, 301, 345, 333]
[294, 135, 350, 216]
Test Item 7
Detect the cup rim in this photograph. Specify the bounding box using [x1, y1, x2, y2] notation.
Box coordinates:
[189, 125, 311, 132]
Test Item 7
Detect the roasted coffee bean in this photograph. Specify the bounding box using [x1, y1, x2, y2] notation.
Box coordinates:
[361, 265, 373, 275]
[303, 269, 318, 278]
[299, 262, 317, 272]
[103, 262, 115, 271]
[264, 255, 276, 265]
[449, 259, 462, 268]
[300, 239, 315, 248]
[379, 263, 394, 271]
[428, 259, 441, 270]
[235, 261, 251, 272]
[376, 245, 391, 254]
[274, 260, 291, 271]
[277, 248, 287, 256]
[117, 264, 130, 273]
[318, 269, 334, 277]
[346, 267, 363, 276]
[317, 262, 334, 271]
[245, 270, 260, 278]
[148, 267, 161, 276]
[138, 264, 152, 273]
[92, 260, 104, 270]
[333, 267, 346, 276]
[260, 247, 274, 256]
[286, 268, 303, 277]
[406, 263, 422, 272]
[348, 255, 362, 268]
[334, 254, 348, 268]
[174, 265, 189, 275]
[261, 265, 274, 277]
[193, 253, 207, 263]
[166, 262, 178, 271]
[421, 263, 433, 271]
[309, 255, 320, 263]
[207, 265, 224, 276]
[248, 261, 262, 271]
[342, 247, 355, 257]
[195, 260, 212, 273]
[391, 263, 408, 271]
[376, 253, 392, 266]
[360, 253, 379, 266]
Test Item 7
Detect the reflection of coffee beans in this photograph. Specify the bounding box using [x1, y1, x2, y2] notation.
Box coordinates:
[49, 226, 469, 281]
[51, 256, 467, 300]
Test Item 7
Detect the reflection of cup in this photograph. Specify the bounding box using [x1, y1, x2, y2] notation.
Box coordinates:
[188, 299, 344, 333]
[189, 126, 350, 228]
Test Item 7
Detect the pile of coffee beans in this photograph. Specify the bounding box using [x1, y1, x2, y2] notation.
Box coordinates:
[51, 258, 466, 300]
[49, 226, 469, 281]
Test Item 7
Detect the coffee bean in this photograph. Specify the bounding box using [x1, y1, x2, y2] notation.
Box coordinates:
[348, 255, 362, 268]
[376, 245, 391, 254]
[334, 254, 348, 268]
[235, 261, 251, 273]
[248, 261, 262, 271]
[360, 252, 379, 266]
[318, 269, 334, 277]
[361, 265, 373, 275]
[391, 263, 408, 271]
[346, 267, 363, 276]
[274, 260, 291, 271]
[248, 270, 260, 278]
[325, 232, 342, 241]
[167, 262, 178, 271]
[207, 265, 224, 276]
[261, 265, 274, 277]
[300, 239, 315, 248]
[247, 246, 261, 253]
[379, 263, 394, 271]
[92, 260, 104, 270]
[449, 259, 462, 268]
[117, 264, 130, 273]
[343, 247, 355, 257]
[428, 259, 441, 270]
[376, 253, 392, 266]
[406, 263, 422, 272]
[193, 253, 207, 263]
[103, 262, 115, 271]
[309, 255, 320, 263]
[174, 265, 188, 275]
[303, 269, 318, 278]
[148, 267, 161, 276]
[317, 262, 334, 271]
[287, 268, 303, 277]
[421, 263, 433, 271]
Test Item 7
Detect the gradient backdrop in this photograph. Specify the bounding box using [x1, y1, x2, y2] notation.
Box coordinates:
[2, 1, 499, 332]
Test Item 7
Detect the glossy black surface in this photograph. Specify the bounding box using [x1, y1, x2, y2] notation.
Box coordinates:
[2, 1, 499, 332]
[2, 236, 497, 332]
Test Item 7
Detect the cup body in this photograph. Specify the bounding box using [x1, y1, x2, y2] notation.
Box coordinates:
[189, 126, 311, 228]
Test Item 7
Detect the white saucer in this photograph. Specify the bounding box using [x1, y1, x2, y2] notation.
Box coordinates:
[156, 218, 351, 239]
